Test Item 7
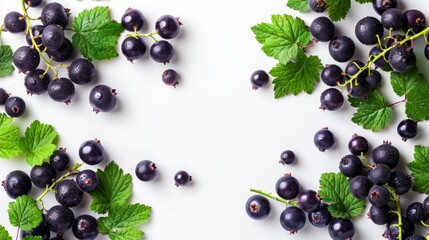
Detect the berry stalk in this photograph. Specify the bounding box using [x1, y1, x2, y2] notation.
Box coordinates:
[126, 30, 159, 42]
[0, 24, 4, 45]
[386, 185, 403, 240]
[340, 26, 429, 89]
[250, 189, 298, 207]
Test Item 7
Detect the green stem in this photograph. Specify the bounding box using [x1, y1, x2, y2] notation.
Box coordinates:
[0, 24, 4, 45]
[387, 185, 402, 240]
[421, 221, 429, 228]
[250, 189, 298, 207]
[339, 26, 429, 89]
[126, 31, 159, 42]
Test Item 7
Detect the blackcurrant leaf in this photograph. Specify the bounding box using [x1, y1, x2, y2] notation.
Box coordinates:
[72, 6, 124, 60]
[8, 195, 42, 232]
[19, 120, 58, 166]
[251, 14, 310, 64]
[348, 90, 393, 132]
[408, 145, 429, 194]
[391, 71, 429, 121]
[0, 113, 22, 159]
[318, 172, 366, 219]
[270, 52, 322, 98]
[325, 0, 351, 22]
[354, 0, 372, 3]
[287, 0, 309, 12]
[0, 225, 12, 240]
[0, 45, 14, 77]
[98, 203, 151, 240]
[89, 161, 132, 214]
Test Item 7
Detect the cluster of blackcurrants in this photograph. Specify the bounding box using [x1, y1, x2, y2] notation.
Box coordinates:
[1, 139, 105, 239]
[120, 8, 182, 87]
[135, 159, 192, 187]
[3, 1, 118, 114]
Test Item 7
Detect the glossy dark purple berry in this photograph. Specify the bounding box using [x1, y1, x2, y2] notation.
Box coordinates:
[21, 219, 50, 240]
[403, 9, 426, 33]
[279, 150, 295, 165]
[2, 170, 32, 199]
[121, 8, 145, 31]
[381, 8, 405, 30]
[30, 162, 56, 188]
[388, 45, 416, 73]
[5, 96, 26, 118]
[41, 24, 64, 50]
[4, 11, 26, 33]
[308, 0, 326, 13]
[275, 174, 300, 200]
[79, 139, 105, 165]
[24, 69, 50, 95]
[55, 179, 83, 208]
[425, 45, 429, 61]
[364, 70, 382, 89]
[121, 36, 147, 62]
[76, 169, 99, 192]
[313, 127, 335, 152]
[388, 170, 412, 195]
[0, 88, 9, 105]
[49, 148, 70, 171]
[328, 36, 355, 63]
[328, 218, 355, 240]
[368, 164, 391, 185]
[355, 16, 384, 45]
[245, 195, 271, 220]
[47, 78, 75, 104]
[372, 0, 398, 15]
[350, 175, 373, 199]
[369, 46, 388, 68]
[368, 185, 390, 207]
[68, 58, 96, 85]
[250, 70, 269, 90]
[89, 85, 117, 113]
[46, 38, 74, 62]
[162, 69, 179, 87]
[135, 160, 158, 182]
[386, 216, 415, 240]
[310, 16, 335, 42]
[41, 2, 69, 28]
[13, 46, 40, 73]
[320, 88, 344, 111]
[348, 134, 369, 155]
[150, 40, 174, 64]
[320, 64, 344, 86]
[174, 170, 192, 186]
[155, 15, 181, 39]
[423, 196, 429, 213]
[406, 202, 429, 224]
[368, 205, 390, 225]
[397, 119, 418, 141]
[25, 0, 43, 7]
[372, 141, 400, 169]
[279, 206, 306, 233]
[72, 214, 99, 240]
[45, 205, 74, 233]
[339, 154, 363, 178]
[308, 203, 332, 227]
[297, 190, 320, 212]
[406, 235, 426, 240]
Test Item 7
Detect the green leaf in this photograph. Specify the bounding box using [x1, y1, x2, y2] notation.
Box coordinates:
[287, 0, 309, 12]
[0, 113, 22, 159]
[326, 0, 351, 22]
[390, 71, 429, 121]
[270, 52, 322, 98]
[89, 161, 133, 214]
[408, 145, 429, 194]
[72, 6, 124, 60]
[23, 236, 42, 240]
[8, 195, 42, 232]
[251, 14, 310, 64]
[0, 45, 14, 77]
[0, 225, 12, 240]
[348, 90, 393, 131]
[318, 172, 366, 218]
[99, 203, 151, 240]
[354, 0, 372, 3]
[19, 120, 57, 166]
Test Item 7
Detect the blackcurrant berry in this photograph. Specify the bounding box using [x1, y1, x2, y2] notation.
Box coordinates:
[76, 169, 99, 192]
[89, 85, 117, 113]
[162, 69, 179, 87]
[250, 70, 269, 90]
[41, 24, 65, 50]
[279, 150, 295, 165]
[348, 134, 369, 155]
[308, 0, 326, 13]
[0, 88, 9, 105]
[275, 174, 300, 200]
[13, 46, 40, 73]
[313, 127, 335, 152]
[296, 189, 321, 212]
[279, 206, 306, 233]
[339, 154, 363, 178]
[155, 15, 181, 39]
[2, 170, 32, 199]
[372, 0, 398, 15]
[150, 40, 174, 64]
[72, 214, 99, 239]
[4, 11, 26, 33]
[41, 2, 69, 28]
[245, 194, 271, 220]
[47, 78, 75, 104]
[30, 162, 56, 188]
[135, 160, 157, 182]
[372, 141, 400, 169]
[45, 205, 74, 233]
[403, 9, 426, 33]
[174, 170, 192, 186]
[49, 148, 70, 171]
[368, 185, 390, 207]
[328, 218, 355, 240]
[328, 36, 355, 63]
[320, 64, 344, 86]
[79, 139, 105, 165]
[121, 36, 147, 62]
[5, 96, 26, 118]
[55, 179, 83, 208]
[310, 16, 335, 42]
[368, 205, 391, 225]
[397, 119, 418, 141]
[388, 45, 416, 73]
[24, 69, 51, 95]
[121, 8, 145, 31]
[350, 175, 373, 199]
[308, 203, 332, 227]
[68, 58, 96, 85]
[319, 88, 344, 111]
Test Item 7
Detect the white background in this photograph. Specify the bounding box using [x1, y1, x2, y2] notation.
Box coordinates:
[0, 0, 429, 239]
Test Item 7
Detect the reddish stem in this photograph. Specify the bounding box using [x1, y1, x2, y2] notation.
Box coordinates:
[389, 98, 406, 107]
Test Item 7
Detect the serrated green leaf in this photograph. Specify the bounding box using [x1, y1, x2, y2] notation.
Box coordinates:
[99, 203, 151, 240]
[390, 71, 429, 121]
[0, 225, 12, 240]
[0, 113, 22, 159]
[89, 161, 132, 214]
[72, 6, 123, 60]
[354, 0, 372, 3]
[287, 0, 309, 12]
[8, 195, 42, 232]
[326, 0, 351, 22]
[0, 45, 14, 77]
[23, 236, 42, 240]
[318, 172, 366, 218]
[19, 120, 57, 166]
[270, 52, 322, 98]
[408, 145, 429, 194]
[251, 14, 310, 64]
[348, 90, 393, 132]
